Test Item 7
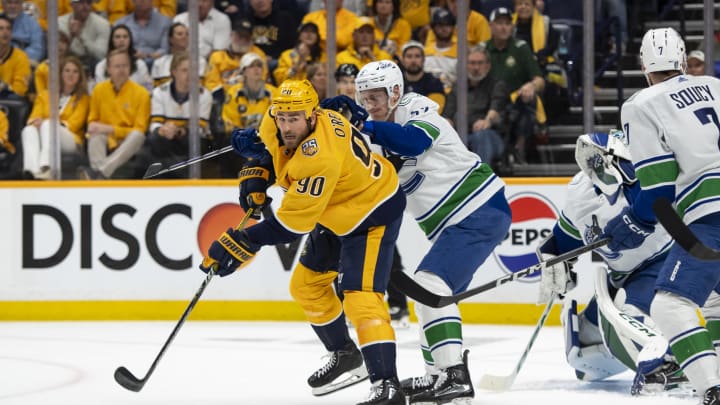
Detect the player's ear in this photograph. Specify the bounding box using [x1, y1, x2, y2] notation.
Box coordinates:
[391, 85, 401, 104]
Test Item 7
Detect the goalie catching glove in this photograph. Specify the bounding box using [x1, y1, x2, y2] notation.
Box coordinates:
[536, 235, 577, 304]
[200, 228, 260, 276]
[238, 155, 275, 220]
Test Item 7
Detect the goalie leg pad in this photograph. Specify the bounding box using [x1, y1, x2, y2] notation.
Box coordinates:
[562, 299, 627, 381]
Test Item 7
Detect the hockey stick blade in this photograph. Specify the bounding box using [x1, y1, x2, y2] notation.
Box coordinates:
[478, 294, 555, 391]
[653, 197, 720, 261]
[114, 366, 146, 392]
[391, 238, 609, 308]
[142, 162, 164, 179]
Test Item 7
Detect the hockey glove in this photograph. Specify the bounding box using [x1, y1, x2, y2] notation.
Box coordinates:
[238, 157, 275, 220]
[199, 228, 260, 276]
[602, 207, 655, 251]
[230, 128, 268, 160]
[537, 253, 577, 304]
[319, 95, 369, 128]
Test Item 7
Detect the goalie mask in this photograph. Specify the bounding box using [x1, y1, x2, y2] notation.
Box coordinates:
[575, 130, 636, 196]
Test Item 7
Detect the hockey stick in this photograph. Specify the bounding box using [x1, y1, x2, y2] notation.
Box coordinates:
[114, 208, 255, 392]
[143, 145, 234, 179]
[478, 293, 556, 391]
[653, 197, 720, 260]
[390, 238, 610, 308]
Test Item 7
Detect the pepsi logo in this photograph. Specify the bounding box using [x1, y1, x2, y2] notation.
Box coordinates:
[492, 192, 559, 280]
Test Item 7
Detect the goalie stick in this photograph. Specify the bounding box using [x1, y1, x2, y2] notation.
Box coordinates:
[114, 208, 255, 392]
[477, 293, 555, 391]
[390, 238, 609, 308]
[653, 197, 720, 261]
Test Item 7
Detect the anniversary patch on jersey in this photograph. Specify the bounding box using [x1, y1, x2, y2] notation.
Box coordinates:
[301, 139, 319, 156]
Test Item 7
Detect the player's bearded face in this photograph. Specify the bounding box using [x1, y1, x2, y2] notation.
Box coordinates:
[275, 111, 314, 149]
[358, 88, 390, 120]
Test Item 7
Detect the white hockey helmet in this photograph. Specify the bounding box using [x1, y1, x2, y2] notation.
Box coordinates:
[640, 28, 686, 81]
[575, 130, 636, 196]
[355, 60, 404, 110]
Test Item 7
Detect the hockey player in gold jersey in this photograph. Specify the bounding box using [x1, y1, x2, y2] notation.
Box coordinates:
[200, 79, 407, 405]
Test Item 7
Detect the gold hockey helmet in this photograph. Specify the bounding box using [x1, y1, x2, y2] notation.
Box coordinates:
[271, 79, 319, 118]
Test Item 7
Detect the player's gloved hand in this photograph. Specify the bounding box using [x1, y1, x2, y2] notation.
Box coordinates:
[602, 207, 655, 251]
[238, 157, 275, 220]
[537, 254, 576, 304]
[319, 95, 368, 127]
[230, 128, 267, 160]
[199, 228, 260, 277]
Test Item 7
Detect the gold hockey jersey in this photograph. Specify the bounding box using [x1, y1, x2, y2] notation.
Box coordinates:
[258, 108, 399, 236]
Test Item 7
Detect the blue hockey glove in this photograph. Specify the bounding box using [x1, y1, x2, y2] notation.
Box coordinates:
[238, 157, 275, 220]
[199, 228, 260, 276]
[602, 207, 655, 251]
[320, 95, 368, 127]
[230, 128, 267, 160]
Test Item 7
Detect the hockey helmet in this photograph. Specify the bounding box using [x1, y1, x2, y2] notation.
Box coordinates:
[640, 28, 686, 81]
[355, 60, 404, 110]
[575, 130, 636, 196]
[271, 79, 319, 118]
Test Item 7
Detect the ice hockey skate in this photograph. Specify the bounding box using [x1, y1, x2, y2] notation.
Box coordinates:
[389, 306, 410, 329]
[409, 350, 474, 404]
[357, 378, 406, 405]
[704, 386, 720, 405]
[631, 361, 690, 396]
[400, 373, 437, 400]
[307, 341, 369, 396]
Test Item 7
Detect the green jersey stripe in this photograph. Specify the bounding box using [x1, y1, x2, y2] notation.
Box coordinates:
[417, 165, 495, 235]
[558, 214, 581, 240]
[677, 178, 720, 217]
[408, 120, 441, 140]
[636, 160, 679, 187]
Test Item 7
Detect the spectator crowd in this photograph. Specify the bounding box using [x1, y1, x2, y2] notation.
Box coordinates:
[0, 0, 715, 179]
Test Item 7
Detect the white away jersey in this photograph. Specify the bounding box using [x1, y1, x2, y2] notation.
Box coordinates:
[622, 74, 720, 223]
[557, 172, 672, 274]
[150, 82, 213, 135]
[387, 92, 505, 240]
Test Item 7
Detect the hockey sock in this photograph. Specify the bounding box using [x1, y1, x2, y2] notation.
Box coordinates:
[311, 313, 353, 352]
[652, 290, 720, 393]
[701, 291, 720, 355]
[415, 270, 463, 370]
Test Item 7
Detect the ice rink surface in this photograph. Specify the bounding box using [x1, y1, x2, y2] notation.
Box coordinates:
[0, 320, 699, 404]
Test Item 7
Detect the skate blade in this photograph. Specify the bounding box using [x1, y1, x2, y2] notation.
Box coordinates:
[636, 382, 695, 398]
[411, 396, 472, 405]
[311, 365, 369, 396]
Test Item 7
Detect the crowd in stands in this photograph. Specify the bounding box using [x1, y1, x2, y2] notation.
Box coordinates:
[0, 0, 717, 179]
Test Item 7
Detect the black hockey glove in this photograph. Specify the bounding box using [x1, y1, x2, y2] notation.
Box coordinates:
[238, 155, 275, 220]
[320, 95, 368, 127]
[200, 228, 260, 276]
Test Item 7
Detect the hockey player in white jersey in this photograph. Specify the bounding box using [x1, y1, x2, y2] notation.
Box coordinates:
[321, 60, 511, 404]
[600, 27, 720, 404]
[539, 130, 686, 395]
